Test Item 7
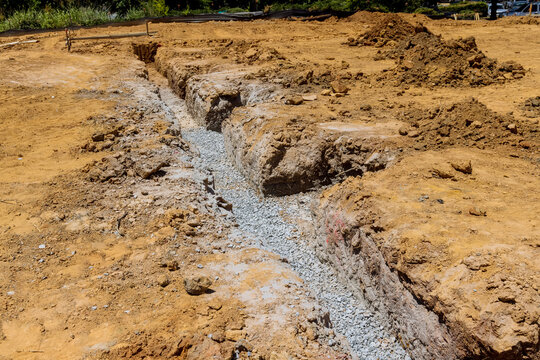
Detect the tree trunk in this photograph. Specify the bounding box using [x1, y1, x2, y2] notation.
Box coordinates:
[490, 0, 497, 19]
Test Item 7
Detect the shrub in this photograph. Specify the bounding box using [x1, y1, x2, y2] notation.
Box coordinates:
[414, 6, 440, 15]
[0, 7, 111, 31]
[442, 1, 488, 16]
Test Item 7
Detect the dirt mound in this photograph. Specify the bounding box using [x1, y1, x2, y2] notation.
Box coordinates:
[215, 40, 285, 64]
[376, 32, 526, 86]
[500, 16, 540, 25]
[400, 98, 538, 152]
[523, 96, 540, 118]
[342, 11, 384, 23]
[345, 14, 429, 47]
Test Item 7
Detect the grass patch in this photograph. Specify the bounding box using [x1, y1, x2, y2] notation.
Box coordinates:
[0, 7, 113, 32]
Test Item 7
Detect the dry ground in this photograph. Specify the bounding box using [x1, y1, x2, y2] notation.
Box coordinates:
[0, 12, 538, 360]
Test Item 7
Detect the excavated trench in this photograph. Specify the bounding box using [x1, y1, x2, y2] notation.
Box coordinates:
[137, 25, 540, 359]
[149, 69, 412, 360]
[151, 60, 472, 359]
[149, 49, 527, 359]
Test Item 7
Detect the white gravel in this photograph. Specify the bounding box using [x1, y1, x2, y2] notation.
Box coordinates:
[183, 128, 411, 360]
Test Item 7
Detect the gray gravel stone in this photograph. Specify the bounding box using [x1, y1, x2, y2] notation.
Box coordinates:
[183, 128, 410, 360]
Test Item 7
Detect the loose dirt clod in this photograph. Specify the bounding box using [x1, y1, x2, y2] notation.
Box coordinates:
[184, 276, 213, 295]
[450, 160, 472, 174]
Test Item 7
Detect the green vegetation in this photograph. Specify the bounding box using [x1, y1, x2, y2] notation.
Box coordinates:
[1, 0, 480, 33]
[417, 1, 488, 17]
[0, 7, 110, 31]
[443, 1, 488, 16]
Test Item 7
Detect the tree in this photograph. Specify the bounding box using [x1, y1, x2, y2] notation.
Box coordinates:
[490, 0, 497, 19]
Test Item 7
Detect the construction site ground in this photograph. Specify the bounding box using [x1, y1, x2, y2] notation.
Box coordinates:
[0, 12, 538, 360]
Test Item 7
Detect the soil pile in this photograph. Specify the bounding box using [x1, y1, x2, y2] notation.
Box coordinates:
[375, 32, 526, 86]
[500, 16, 540, 25]
[343, 11, 384, 24]
[345, 14, 428, 47]
[400, 98, 538, 151]
[216, 40, 285, 64]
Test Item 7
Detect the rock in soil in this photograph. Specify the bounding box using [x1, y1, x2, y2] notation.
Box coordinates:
[184, 276, 213, 295]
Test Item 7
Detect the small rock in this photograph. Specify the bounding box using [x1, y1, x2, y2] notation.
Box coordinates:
[245, 48, 258, 59]
[398, 127, 408, 136]
[320, 89, 331, 96]
[401, 60, 414, 70]
[184, 276, 212, 295]
[408, 130, 420, 138]
[135, 161, 168, 179]
[330, 81, 350, 94]
[470, 120, 482, 128]
[359, 104, 372, 111]
[498, 294, 516, 304]
[432, 167, 455, 179]
[216, 196, 233, 211]
[468, 207, 486, 216]
[507, 123, 517, 134]
[302, 94, 317, 101]
[167, 260, 179, 271]
[225, 329, 246, 342]
[519, 141, 531, 149]
[38, 244, 46, 249]
[451, 160, 473, 174]
[157, 275, 170, 288]
[92, 133, 105, 142]
[285, 96, 304, 106]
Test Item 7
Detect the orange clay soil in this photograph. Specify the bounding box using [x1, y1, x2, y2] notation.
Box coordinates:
[0, 33, 350, 360]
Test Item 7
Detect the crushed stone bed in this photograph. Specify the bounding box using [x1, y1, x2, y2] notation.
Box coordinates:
[182, 128, 410, 360]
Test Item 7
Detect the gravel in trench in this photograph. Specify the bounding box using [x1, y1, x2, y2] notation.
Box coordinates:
[182, 128, 411, 360]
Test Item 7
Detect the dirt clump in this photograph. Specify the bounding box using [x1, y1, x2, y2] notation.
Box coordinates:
[400, 98, 538, 152]
[184, 276, 213, 295]
[345, 14, 428, 47]
[376, 32, 525, 86]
